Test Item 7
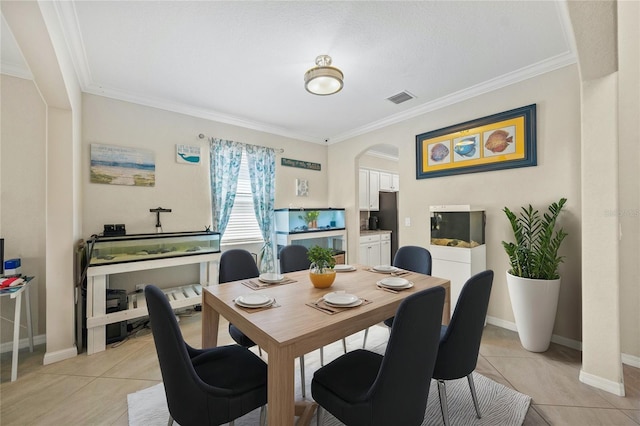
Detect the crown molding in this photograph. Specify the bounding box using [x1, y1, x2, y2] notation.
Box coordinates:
[53, 0, 92, 90]
[84, 51, 575, 147]
[50, 0, 577, 146]
[329, 51, 576, 144]
[83, 82, 325, 144]
[0, 64, 33, 80]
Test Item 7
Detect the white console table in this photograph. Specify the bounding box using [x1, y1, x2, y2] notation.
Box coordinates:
[0, 276, 35, 381]
[86, 253, 219, 354]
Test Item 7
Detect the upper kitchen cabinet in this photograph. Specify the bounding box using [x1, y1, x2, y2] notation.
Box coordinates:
[379, 171, 399, 192]
[359, 168, 380, 211]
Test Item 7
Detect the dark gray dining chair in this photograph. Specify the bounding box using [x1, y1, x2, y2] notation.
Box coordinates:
[433, 270, 493, 426]
[362, 245, 432, 348]
[218, 249, 262, 349]
[145, 285, 267, 426]
[312, 286, 445, 426]
[278, 244, 347, 396]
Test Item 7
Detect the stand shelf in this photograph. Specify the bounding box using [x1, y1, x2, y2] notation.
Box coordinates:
[84, 231, 220, 355]
[86, 283, 203, 329]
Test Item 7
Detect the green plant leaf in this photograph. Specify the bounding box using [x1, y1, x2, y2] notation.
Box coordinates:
[502, 198, 568, 280]
[307, 245, 336, 273]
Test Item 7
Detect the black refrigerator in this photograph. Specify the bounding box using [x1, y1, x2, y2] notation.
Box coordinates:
[377, 192, 399, 260]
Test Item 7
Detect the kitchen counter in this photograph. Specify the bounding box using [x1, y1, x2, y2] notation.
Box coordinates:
[360, 229, 392, 235]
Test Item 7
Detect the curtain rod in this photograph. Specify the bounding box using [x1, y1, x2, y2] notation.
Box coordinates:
[198, 133, 284, 154]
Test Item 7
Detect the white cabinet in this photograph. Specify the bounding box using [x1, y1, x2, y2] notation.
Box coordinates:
[359, 234, 381, 267]
[359, 169, 380, 211]
[392, 174, 400, 191]
[430, 244, 486, 318]
[359, 232, 392, 267]
[368, 170, 380, 211]
[380, 233, 392, 265]
[379, 172, 400, 192]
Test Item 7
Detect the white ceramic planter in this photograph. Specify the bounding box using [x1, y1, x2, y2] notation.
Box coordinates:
[506, 271, 561, 352]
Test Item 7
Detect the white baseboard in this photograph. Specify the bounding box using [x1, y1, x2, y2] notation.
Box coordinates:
[486, 316, 640, 367]
[621, 353, 640, 368]
[0, 333, 46, 354]
[550, 333, 582, 351]
[43, 345, 78, 365]
[579, 369, 625, 396]
[486, 315, 517, 332]
[7, 320, 640, 370]
[486, 316, 582, 350]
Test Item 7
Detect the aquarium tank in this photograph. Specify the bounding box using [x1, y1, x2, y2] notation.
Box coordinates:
[430, 207, 485, 248]
[275, 208, 346, 234]
[88, 231, 221, 266]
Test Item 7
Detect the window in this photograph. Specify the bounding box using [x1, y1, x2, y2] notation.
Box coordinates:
[221, 151, 263, 245]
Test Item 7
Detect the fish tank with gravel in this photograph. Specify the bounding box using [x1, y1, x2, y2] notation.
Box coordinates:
[88, 231, 220, 266]
[430, 206, 485, 248]
[275, 208, 346, 234]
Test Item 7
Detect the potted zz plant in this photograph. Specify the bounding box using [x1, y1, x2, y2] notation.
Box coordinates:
[307, 245, 336, 289]
[502, 198, 568, 352]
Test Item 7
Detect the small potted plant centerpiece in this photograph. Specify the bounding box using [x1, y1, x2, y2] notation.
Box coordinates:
[502, 198, 568, 352]
[307, 245, 336, 288]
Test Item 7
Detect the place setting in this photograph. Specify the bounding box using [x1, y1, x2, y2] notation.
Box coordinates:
[376, 276, 414, 294]
[241, 272, 297, 290]
[333, 264, 357, 272]
[368, 264, 411, 277]
[233, 293, 280, 312]
[306, 290, 371, 314]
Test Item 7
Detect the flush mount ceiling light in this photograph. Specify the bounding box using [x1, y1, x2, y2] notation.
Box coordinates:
[304, 55, 344, 96]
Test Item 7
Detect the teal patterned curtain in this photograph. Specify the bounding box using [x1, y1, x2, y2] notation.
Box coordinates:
[209, 138, 243, 237]
[245, 144, 276, 273]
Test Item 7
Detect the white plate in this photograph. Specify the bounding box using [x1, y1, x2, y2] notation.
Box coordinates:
[334, 264, 356, 272]
[377, 280, 414, 290]
[373, 265, 398, 273]
[323, 292, 359, 306]
[325, 298, 363, 308]
[258, 273, 284, 283]
[235, 294, 274, 307]
[378, 277, 410, 288]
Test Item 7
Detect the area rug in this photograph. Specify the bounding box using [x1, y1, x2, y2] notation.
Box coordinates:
[128, 372, 531, 425]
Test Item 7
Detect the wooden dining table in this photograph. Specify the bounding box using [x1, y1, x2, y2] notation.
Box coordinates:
[202, 264, 450, 426]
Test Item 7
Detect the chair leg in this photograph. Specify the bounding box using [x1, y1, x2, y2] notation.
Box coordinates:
[300, 355, 306, 398]
[467, 373, 482, 419]
[320, 347, 324, 366]
[437, 380, 450, 426]
[259, 405, 267, 426]
[316, 405, 322, 426]
[362, 327, 369, 348]
[258, 346, 262, 357]
[167, 415, 174, 426]
[342, 338, 347, 353]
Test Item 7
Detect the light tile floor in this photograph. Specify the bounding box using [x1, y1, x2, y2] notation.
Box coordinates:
[1, 313, 638, 425]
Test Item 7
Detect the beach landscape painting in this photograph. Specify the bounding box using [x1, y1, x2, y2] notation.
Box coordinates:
[90, 143, 155, 187]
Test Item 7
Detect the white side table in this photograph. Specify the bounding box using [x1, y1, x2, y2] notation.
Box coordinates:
[0, 276, 35, 381]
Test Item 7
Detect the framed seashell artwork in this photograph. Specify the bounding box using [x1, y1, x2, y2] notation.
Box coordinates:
[415, 104, 536, 179]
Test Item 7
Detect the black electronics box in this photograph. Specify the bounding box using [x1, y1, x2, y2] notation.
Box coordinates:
[105, 289, 127, 344]
[103, 224, 126, 237]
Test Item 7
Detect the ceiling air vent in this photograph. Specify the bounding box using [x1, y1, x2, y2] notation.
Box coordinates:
[386, 91, 415, 105]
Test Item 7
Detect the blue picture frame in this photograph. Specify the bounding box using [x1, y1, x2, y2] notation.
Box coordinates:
[416, 104, 536, 179]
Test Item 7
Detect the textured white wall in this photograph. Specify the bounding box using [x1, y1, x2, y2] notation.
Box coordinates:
[82, 94, 327, 289]
[617, 0, 640, 365]
[329, 66, 584, 343]
[0, 75, 47, 347]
